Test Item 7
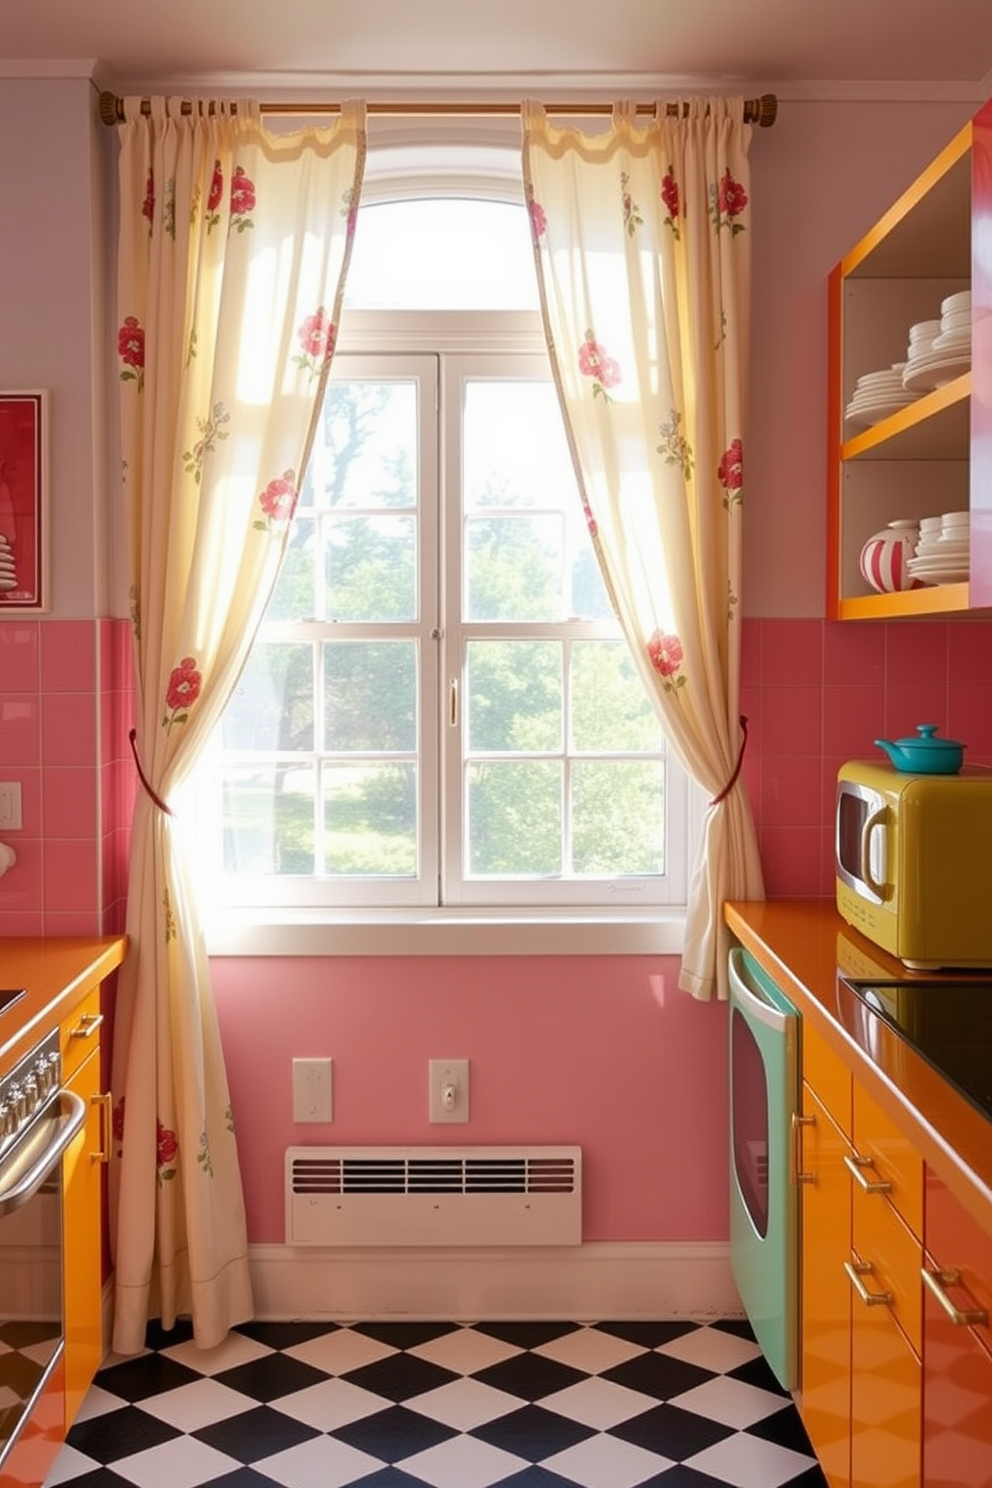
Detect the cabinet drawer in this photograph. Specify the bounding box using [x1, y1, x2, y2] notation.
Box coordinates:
[924, 1167, 992, 1362]
[853, 1180, 923, 1357]
[60, 987, 104, 1083]
[853, 1079, 923, 1240]
[803, 1019, 852, 1136]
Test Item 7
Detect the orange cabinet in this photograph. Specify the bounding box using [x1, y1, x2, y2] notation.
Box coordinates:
[60, 991, 109, 1431]
[799, 1028, 924, 1488]
[922, 1169, 992, 1487]
[826, 96, 992, 619]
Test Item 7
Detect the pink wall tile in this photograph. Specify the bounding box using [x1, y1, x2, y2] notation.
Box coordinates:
[821, 686, 886, 758]
[41, 691, 96, 767]
[947, 686, 992, 764]
[0, 622, 40, 691]
[883, 685, 948, 740]
[760, 618, 823, 687]
[0, 836, 42, 917]
[760, 754, 823, 828]
[884, 620, 948, 685]
[759, 825, 823, 897]
[40, 619, 96, 693]
[946, 620, 992, 684]
[824, 621, 885, 687]
[42, 838, 98, 914]
[740, 617, 760, 688]
[0, 697, 40, 765]
[762, 686, 823, 756]
[42, 766, 98, 839]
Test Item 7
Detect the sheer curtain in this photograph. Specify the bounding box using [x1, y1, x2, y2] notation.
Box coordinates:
[521, 97, 764, 1002]
[111, 96, 366, 1351]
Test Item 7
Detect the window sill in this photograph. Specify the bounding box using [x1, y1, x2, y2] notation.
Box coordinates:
[204, 908, 686, 957]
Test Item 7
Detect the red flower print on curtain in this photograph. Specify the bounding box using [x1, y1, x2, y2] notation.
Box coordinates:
[229, 166, 256, 233]
[118, 317, 145, 390]
[718, 438, 744, 508]
[647, 630, 686, 693]
[163, 656, 202, 734]
[253, 469, 299, 532]
[709, 170, 748, 234]
[526, 192, 547, 240]
[294, 306, 337, 379]
[661, 167, 681, 239]
[156, 1120, 178, 1185]
[205, 160, 224, 232]
[578, 332, 621, 402]
[142, 172, 155, 229]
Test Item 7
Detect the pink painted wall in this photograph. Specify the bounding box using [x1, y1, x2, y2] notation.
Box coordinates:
[214, 955, 727, 1243]
[2, 79, 992, 1253]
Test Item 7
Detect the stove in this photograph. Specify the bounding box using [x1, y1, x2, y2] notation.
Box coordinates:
[842, 978, 992, 1123]
[0, 990, 26, 1017]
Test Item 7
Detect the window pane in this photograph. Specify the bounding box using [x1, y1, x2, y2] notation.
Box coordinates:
[312, 381, 417, 509]
[222, 643, 313, 752]
[465, 514, 562, 620]
[325, 513, 417, 621]
[467, 761, 561, 875]
[462, 379, 613, 621]
[571, 641, 662, 752]
[222, 763, 315, 875]
[572, 761, 665, 875]
[466, 640, 561, 752]
[324, 764, 417, 875]
[267, 515, 316, 622]
[344, 200, 539, 310]
[324, 641, 417, 752]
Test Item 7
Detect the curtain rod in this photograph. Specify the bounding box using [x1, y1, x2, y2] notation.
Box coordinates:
[98, 91, 777, 129]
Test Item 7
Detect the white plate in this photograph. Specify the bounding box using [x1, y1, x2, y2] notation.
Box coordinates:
[941, 291, 971, 313]
[930, 331, 971, 354]
[902, 353, 971, 393]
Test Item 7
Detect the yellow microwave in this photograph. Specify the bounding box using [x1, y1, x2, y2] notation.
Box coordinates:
[835, 760, 992, 970]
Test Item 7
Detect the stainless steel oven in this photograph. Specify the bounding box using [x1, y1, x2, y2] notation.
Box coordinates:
[0, 1021, 86, 1472]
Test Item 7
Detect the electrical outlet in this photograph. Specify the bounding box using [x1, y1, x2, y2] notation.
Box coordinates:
[292, 1057, 333, 1122]
[0, 783, 22, 831]
[429, 1058, 469, 1123]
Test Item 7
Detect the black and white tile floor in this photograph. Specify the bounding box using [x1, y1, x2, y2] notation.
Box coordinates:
[45, 1318, 829, 1488]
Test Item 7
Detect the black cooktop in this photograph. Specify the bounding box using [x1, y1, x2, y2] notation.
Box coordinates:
[0, 989, 26, 1016]
[842, 978, 992, 1123]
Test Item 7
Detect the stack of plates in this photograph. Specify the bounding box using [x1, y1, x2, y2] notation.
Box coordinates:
[907, 510, 970, 585]
[0, 536, 16, 592]
[845, 363, 918, 428]
[902, 294, 971, 393]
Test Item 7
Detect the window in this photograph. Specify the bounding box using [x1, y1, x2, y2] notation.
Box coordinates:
[190, 195, 688, 919]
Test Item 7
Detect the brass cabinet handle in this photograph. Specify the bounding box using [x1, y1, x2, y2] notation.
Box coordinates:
[845, 1258, 893, 1307]
[70, 1012, 104, 1040]
[92, 1091, 113, 1164]
[843, 1152, 892, 1194]
[921, 1266, 989, 1328]
[792, 1112, 815, 1184]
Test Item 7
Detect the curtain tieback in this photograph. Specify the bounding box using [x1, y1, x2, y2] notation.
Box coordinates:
[710, 715, 749, 806]
[128, 728, 174, 816]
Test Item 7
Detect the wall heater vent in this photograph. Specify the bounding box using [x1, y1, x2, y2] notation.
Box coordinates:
[286, 1145, 581, 1246]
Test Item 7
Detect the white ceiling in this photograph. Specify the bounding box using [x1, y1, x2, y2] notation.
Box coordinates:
[3, 0, 992, 99]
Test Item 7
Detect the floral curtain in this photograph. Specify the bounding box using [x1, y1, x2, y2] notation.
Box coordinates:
[521, 97, 764, 1001]
[111, 96, 366, 1351]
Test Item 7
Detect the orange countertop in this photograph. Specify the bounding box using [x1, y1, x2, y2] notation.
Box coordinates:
[725, 899, 992, 1240]
[0, 936, 128, 1071]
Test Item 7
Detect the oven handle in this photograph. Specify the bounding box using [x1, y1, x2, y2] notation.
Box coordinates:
[728, 948, 793, 1032]
[0, 1090, 86, 1218]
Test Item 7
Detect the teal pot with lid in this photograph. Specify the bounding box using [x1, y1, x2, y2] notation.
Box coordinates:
[873, 723, 965, 775]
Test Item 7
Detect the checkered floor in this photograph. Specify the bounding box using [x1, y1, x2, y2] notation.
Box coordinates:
[45, 1318, 828, 1488]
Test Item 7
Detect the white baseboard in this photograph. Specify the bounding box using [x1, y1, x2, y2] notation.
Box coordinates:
[247, 1241, 744, 1322]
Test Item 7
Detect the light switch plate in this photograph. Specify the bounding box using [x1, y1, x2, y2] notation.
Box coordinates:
[429, 1058, 469, 1123]
[292, 1057, 332, 1122]
[0, 783, 22, 831]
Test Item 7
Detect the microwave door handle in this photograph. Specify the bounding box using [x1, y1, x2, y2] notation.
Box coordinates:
[860, 806, 888, 899]
[0, 1090, 87, 1218]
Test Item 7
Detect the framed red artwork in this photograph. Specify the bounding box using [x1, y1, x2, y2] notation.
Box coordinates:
[0, 391, 48, 611]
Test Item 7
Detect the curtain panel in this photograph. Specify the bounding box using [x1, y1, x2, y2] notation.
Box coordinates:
[521, 97, 764, 1001]
[111, 96, 366, 1351]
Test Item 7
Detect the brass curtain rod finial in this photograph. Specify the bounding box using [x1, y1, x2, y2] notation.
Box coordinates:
[98, 90, 778, 127]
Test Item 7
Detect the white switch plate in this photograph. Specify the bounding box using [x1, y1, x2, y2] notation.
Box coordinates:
[0, 783, 22, 831]
[429, 1058, 469, 1123]
[292, 1057, 333, 1123]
